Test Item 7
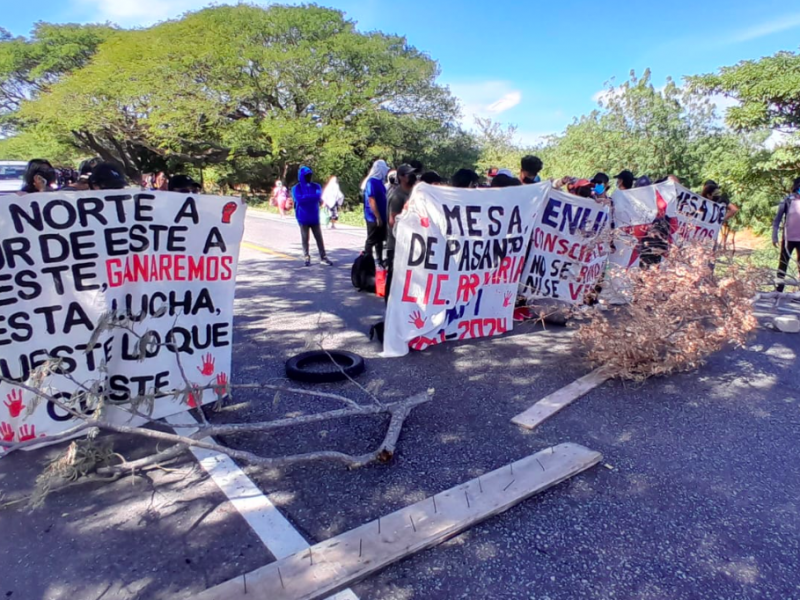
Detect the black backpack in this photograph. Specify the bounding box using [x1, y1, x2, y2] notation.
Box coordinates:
[351, 252, 376, 292]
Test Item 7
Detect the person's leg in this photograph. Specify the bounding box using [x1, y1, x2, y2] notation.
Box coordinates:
[311, 224, 329, 263]
[790, 241, 800, 282]
[300, 225, 311, 265]
[776, 240, 791, 292]
[375, 224, 386, 267]
[365, 221, 378, 258]
[384, 249, 394, 305]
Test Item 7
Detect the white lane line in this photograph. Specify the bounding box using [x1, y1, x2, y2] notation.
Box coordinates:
[163, 414, 358, 600]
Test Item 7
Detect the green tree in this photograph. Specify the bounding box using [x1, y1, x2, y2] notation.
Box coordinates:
[473, 117, 532, 177]
[541, 70, 718, 186]
[9, 5, 469, 199]
[690, 50, 800, 193]
[0, 22, 112, 163]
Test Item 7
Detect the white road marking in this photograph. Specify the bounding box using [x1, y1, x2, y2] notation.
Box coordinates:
[163, 414, 358, 600]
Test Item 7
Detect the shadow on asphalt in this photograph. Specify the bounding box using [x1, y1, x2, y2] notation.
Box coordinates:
[216, 254, 800, 600]
[0, 428, 272, 600]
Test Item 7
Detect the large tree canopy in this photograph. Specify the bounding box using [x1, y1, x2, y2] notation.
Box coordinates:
[5, 5, 470, 194]
[690, 50, 800, 198]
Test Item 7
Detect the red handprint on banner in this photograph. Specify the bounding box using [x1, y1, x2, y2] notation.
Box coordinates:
[1, 422, 14, 443]
[4, 389, 24, 418]
[214, 373, 229, 398]
[503, 291, 514, 307]
[18, 424, 38, 442]
[408, 311, 427, 330]
[187, 392, 198, 408]
[197, 354, 215, 376]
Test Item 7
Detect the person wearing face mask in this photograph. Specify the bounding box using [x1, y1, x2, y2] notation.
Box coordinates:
[384, 164, 417, 303]
[590, 172, 612, 207]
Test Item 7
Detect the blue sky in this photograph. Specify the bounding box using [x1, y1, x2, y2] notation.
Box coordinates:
[5, 0, 800, 144]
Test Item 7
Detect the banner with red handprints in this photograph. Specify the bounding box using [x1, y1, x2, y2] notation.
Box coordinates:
[0, 191, 245, 450]
[383, 182, 547, 357]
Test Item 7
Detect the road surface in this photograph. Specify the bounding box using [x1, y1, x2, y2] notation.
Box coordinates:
[2, 210, 800, 600]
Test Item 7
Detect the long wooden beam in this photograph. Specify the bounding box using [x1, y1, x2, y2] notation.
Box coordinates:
[193, 442, 602, 600]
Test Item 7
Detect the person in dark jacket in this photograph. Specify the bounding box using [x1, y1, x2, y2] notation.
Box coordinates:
[772, 177, 800, 293]
[292, 165, 332, 267]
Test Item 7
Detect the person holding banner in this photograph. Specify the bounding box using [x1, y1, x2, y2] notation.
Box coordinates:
[88, 162, 127, 190]
[614, 170, 635, 192]
[384, 164, 417, 304]
[520, 155, 543, 184]
[451, 168, 480, 188]
[772, 177, 800, 293]
[701, 180, 738, 225]
[292, 166, 332, 267]
[362, 159, 390, 266]
[19, 159, 57, 194]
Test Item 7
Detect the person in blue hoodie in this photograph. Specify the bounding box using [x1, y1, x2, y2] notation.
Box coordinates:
[292, 165, 333, 267]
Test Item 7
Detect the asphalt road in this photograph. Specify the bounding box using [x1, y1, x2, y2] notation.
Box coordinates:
[3, 210, 800, 600]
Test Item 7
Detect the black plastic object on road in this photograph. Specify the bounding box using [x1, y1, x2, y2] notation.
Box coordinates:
[351, 252, 376, 292]
[285, 350, 366, 383]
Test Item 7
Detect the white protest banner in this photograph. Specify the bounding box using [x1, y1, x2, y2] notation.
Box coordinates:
[599, 183, 679, 303]
[383, 183, 546, 358]
[608, 182, 680, 269]
[0, 190, 245, 447]
[672, 183, 726, 244]
[518, 187, 612, 306]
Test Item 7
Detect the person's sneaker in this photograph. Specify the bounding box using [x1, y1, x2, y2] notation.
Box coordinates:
[321, 257, 333, 266]
[304, 257, 311, 267]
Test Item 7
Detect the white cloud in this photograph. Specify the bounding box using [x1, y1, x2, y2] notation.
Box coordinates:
[486, 91, 522, 114]
[448, 80, 523, 125]
[733, 12, 800, 43]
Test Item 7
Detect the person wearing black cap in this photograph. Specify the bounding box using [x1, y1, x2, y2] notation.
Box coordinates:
[385, 164, 417, 303]
[88, 162, 127, 190]
[520, 155, 543, 184]
[613, 170, 635, 191]
[168, 174, 202, 194]
[635, 175, 652, 188]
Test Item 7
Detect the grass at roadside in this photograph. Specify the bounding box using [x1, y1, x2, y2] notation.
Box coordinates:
[245, 198, 366, 227]
[725, 232, 799, 290]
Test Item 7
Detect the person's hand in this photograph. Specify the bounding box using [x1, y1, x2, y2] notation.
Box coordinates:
[773, 240, 779, 249]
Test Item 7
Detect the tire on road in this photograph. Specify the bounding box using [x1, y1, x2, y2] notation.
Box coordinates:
[285, 350, 366, 384]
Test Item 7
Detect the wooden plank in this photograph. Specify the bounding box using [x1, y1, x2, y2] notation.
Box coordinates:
[511, 368, 610, 430]
[193, 443, 602, 600]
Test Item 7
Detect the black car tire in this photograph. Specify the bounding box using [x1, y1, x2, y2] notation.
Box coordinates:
[285, 350, 366, 383]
